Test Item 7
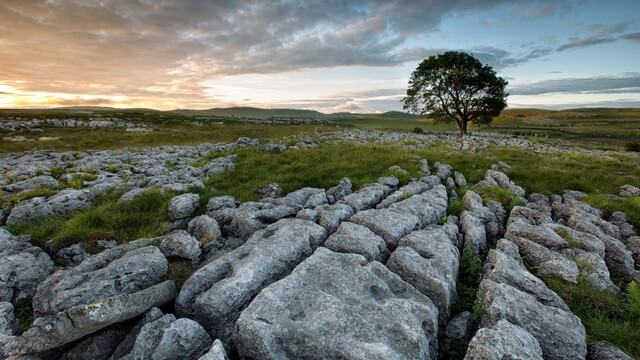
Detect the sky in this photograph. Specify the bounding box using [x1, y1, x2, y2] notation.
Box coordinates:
[0, 0, 639, 113]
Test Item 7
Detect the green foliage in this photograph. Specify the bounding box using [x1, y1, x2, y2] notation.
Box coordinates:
[447, 200, 464, 217]
[452, 247, 484, 314]
[105, 164, 121, 173]
[164, 260, 197, 290]
[412, 127, 424, 134]
[476, 186, 520, 211]
[9, 189, 172, 252]
[583, 195, 640, 233]
[403, 51, 508, 135]
[49, 165, 64, 180]
[546, 276, 640, 357]
[9, 187, 57, 205]
[628, 281, 640, 317]
[13, 298, 34, 334]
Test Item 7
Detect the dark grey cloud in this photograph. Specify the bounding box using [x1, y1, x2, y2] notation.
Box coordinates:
[621, 32, 640, 43]
[509, 73, 640, 95]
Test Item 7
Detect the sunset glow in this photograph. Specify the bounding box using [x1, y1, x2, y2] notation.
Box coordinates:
[1, 1, 639, 112]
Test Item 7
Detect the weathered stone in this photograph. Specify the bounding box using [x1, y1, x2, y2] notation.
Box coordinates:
[506, 219, 567, 249]
[167, 193, 200, 221]
[543, 223, 606, 258]
[342, 183, 391, 211]
[508, 206, 553, 226]
[317, 203, 354, 233]
[5, 281, 177, 356]
[618, 184, 640, 197]
[272, 187, 326, 210]
[610, 211, 636, 241]
[434, 161, 452, 180]
[464, 320, 543, 360]
[187, 215, 221, 243]
[326, 177, 352, 204]
[324, 222, 389, 262]
[117, 188, 146, 206]
[350, 208, 420, 251]
[444, 311, 470, 343]
[7, 189, 94, 225]
[419, 159, 430, 175]
[386, 228, 459, 323]
[109, 307, 164, 360]
[197, 339, 229, 360]
[454, 171, 467, 187]
[537, 258, 579, 283]
[2, 175, 59, 195]
[461, 211, 486, 255]
[484, 170, 525, 197]
[624, 236, 640, 265]
[495, 239, 523, 265]
[234, 247, 439, 360]
[121, 315, 211, 360]
[377, 175, 399, 189]
[33, 245, 167, 317]
[60, 324, 128, 360]
[388, 185, 448, 227]
[160, 230, 201, 261]
[56, 243, 91, 268]
[175, 219, 327, 345]
[478, 279, 587, 359]
[253, 183, 283, 199]
[587, 342, 633, 360]
[229, 202, 297, 239]
[562, 249, 619, 292]
[0, 234, 54, 303]
[483, 249, 569, 311]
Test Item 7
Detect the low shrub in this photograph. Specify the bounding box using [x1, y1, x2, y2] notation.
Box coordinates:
[624, 142, 640, 152]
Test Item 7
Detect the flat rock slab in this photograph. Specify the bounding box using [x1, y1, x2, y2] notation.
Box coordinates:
[175, 219, 327, 345]
[342, 184, 391, 211]
[6, 189, 94, 225]
[5, 280, 176, 356]
[388, 185, 447, 227]
[350, 208, 420, 251]
[478, 279, 586, 359]
[33, 244, 167, 317]
[234, 247, 439, 360]
[324, 222, 389, 262]
[386, 228, 460, 323]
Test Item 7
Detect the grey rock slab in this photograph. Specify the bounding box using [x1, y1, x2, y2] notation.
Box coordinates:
[377, 175, 399, 189]
[478, 279, 587, 360]
[229, 202, 297, 239]
[0, 237, 54, 303]
[461, 211, 486, 255]
[508, 205, 553, 226]
[562, 249, 619, 292]
[160, 230, 201, 261]
[444, 311, 470, 343]
[167, 193, 200, 221]
[188, 215, 221, 243]
[233, 247, 439, 360]
[4, 280, 176, 356]
[624, 236, 640, 265]
[464, 320, 543, 360]
[197, 339, 229, 360]
[60, 324, 128, 360]
[109, 307, 164, 360]
[587, 342, 633, 360]
[454, 171, 467, 187]
[0, 302, 18, 337]
[434, 161, 452, 180]
[272, 187, 325, 210]
[495, 239, 523, 265]
[33, 245, 167, 317]
[326, 177, 352, 204]
[117, 188, 146, 206]
[543, 223, 606, 258]
[324, 222, 389, 262]
[506, 219, 568, 249]
[317, 202, 354, 233]
[2, 175, 59, 195]
[7, 189, 94, 225]
[610, 211, 636, 241]
[483, 249, 569, 311]
[175, 219, 327, 345]
[537, 258, 579, 283]
[388, 185, 448, 227]
[350, 208, 420, 251]
[122, 315, 211, 360]
[386, 228, 460, 323]
[618, 184, 640, 197]
[484, 170, 526, 197]
[342, 183, 391, 211]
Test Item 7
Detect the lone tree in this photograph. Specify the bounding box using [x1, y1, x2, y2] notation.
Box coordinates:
[403, 51, 508, 135]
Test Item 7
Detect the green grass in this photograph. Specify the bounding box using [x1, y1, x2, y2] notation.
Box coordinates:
[546, 276, 640, 358]
[8, 189, 173, 253]
[582, 195, 640, 231]
[13, 298, 34, 334]
[201, 143, 422, 202]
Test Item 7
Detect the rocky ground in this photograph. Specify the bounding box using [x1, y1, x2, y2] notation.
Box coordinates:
[1, 131, 639, 359]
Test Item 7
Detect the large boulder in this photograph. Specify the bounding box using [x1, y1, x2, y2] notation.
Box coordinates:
[461, 211, 486, 255]
[7, 189, 94, 225]
[386, 227, 459, 323]
[187, 215, 222, 243]
[342, 183, 391, 211]
[168, 193, 200, 221]
[118, 314, 211, 360]
[0, 229, 54, 303]
[234, 247, 439, 360]
[33, 242, 167, 317]
[5, 281, 176, 356]
[175, 219, 327, 345]
[326, 177, 352, 204]
[228, 202, 297, 239]
[478, 279, 587, 359]
[2, 175, 59, 195]
[464, 320, 543, 360]
[160, 230, 201, 262]
[388, 185, 448, 227]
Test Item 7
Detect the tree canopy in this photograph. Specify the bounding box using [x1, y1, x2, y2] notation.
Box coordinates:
[403, 51, 508, 135]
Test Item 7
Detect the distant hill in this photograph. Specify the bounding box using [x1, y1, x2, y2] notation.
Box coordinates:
[172, 107, 324, 118]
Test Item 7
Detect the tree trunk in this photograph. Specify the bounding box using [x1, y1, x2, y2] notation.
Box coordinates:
[458, 120, 468, 136]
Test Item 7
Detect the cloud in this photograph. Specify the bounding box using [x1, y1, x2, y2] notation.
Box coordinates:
[55, 97, 116, 106]
[621, 32, 640, 43]
[508, 73, 640, 95]
[557, 21, 632, 51]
